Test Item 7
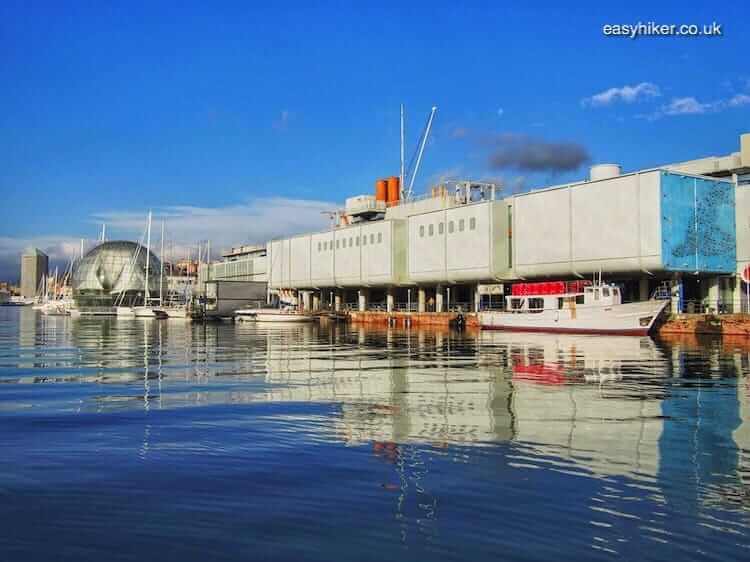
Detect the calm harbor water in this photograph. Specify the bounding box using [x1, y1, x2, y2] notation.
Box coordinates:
[1, 307, 749, 561]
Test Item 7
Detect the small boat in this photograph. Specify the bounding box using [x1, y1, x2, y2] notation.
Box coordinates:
[235, 307, 316, 323]
[133, 306, 167, 319]
[479, 279, 668, 336]
[0, 296, 34, 306]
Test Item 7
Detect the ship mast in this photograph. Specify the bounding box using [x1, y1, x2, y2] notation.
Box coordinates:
[144, 211, 152, 303]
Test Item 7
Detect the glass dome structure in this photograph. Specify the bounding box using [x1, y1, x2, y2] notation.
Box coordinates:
[72, 241, 161, 308]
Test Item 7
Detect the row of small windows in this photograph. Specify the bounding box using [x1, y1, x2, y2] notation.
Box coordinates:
[317, 232, 383, 252]
[419, 217, 476, 238]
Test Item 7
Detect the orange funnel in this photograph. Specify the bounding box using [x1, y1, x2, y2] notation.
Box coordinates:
[387, 176, 400, 204]
[375, 179, 387, 202]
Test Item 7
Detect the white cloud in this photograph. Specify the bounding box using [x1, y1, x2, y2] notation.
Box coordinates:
[662, 96, 713, 115]
[91, 196, 335, 259]
[641, 91, 750, 120]
[582, 82, 661, 107]
[0, 197, 336, 280]
[728, 93, 750, 107]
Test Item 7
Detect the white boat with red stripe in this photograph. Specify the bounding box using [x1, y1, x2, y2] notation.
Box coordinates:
[479, 278, 668, 336]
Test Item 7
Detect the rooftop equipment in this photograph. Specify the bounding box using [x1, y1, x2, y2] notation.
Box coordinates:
[387, 176, 400, 204]
[590, 164, 621, 181]
[375, 179, 388, 202]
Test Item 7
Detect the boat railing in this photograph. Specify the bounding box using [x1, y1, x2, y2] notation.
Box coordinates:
[652, 286, 672, 300]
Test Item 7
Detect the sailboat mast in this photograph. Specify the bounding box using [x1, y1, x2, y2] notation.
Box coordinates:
[145, 211, 152, 303]
[159, 220, 165, 305]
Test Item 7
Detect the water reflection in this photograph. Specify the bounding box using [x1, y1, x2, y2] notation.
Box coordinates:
[2, 307, 750, 560]
[4, 310, 750, 483]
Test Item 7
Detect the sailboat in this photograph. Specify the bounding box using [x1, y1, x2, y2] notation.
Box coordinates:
[132, 212, 166, 319]
[158, 222, 193, 319]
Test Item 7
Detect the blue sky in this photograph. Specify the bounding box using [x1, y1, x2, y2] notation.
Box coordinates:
[1, 1, 748, 279]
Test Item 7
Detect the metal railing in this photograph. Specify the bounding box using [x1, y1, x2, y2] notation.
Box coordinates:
[678, 299, 735, 315]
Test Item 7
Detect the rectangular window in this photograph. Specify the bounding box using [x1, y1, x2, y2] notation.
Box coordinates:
[336, 240, 339, 249]
[377, 232, 382, 243]
[362, 235, 367, 246]
[419, 225, 425, 237]
[576, 294, 584, 304]
[469, 217, 476, 230]
[459, 219, 465, 232]
[356, 236, 359, 246]
[323, 241, 327, 251]
[318, 242, 322, 252]
[342, 239, 346, 248]
[428, 224, 434, 236]
[370, 234, 374, 244]
[448, 221, 454, 233]
[438, 222, 444, 234]
[349, 237, 353, 247]
[528, 297, 544, 312]
[602, 287, 610, 297]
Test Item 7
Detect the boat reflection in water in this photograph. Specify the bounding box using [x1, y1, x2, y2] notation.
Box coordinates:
[251, 328, 664, 477]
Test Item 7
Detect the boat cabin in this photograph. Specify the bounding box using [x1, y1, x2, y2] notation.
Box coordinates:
[506, 281, 622, 313]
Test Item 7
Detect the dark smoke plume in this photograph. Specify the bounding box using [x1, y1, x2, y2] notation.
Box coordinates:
[483, 133, 590, 172]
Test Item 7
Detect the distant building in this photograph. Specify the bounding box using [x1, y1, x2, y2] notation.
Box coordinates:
[199, 244, 267, 286]
[20, 248, 48, 298]
[172, 259, 199, 277]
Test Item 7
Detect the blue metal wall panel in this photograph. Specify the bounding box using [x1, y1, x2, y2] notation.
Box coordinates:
[660, 172, 736, 273]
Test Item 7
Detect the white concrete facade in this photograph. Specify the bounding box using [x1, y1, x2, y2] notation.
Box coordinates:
[408, 200, 510, 284]
[267, 220, 407, 289]
[267, 168, 735, 292]
[512, 170, 663, 278]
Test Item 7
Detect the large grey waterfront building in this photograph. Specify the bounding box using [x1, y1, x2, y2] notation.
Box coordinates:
[20, 247, 48, 298]
[206, 132, 750, 314]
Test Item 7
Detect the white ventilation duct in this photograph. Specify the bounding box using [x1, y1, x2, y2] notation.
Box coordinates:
[590, 164, 622, 181]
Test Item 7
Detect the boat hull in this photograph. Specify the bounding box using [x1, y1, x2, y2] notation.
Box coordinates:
[479, 300, 668, 336]
[235, 309, 315, 323]
[133, 307, 157, 318]
[255, 314, 314, 323]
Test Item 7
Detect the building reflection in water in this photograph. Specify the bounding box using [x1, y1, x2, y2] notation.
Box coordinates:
[8, 310, 750, 525]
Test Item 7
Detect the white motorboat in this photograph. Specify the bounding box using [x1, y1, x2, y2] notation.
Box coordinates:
[479, 279, 668, 336]
[2, 296, 34, 306]
[235, 308, 316, 323]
